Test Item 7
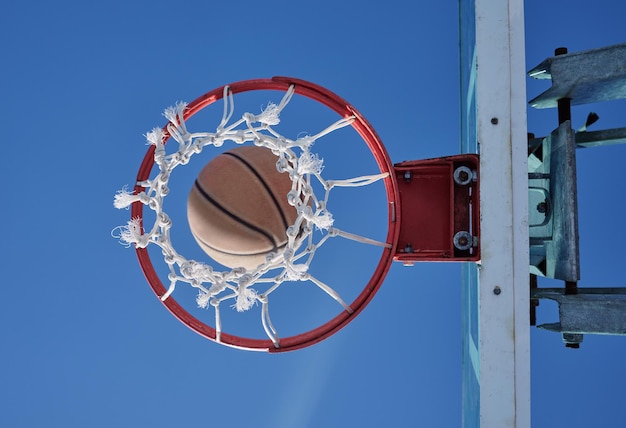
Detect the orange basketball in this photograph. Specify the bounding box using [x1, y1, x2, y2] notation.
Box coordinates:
[187, 146, 298, 269]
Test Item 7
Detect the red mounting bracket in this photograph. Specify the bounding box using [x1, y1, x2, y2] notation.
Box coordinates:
[393, 154, 480, 265]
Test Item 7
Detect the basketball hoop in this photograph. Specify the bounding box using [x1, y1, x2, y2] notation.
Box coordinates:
[113, 77, 401, 352]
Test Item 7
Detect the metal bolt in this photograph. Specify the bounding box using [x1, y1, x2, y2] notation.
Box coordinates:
[555, 47, 568, 56]
[536, 201, 547, 214]
[453, 166, 473, 186]
[453, 231, 473, 251]
[493, 286, 501, 295]
[491, 117, 499, 125]
[563, 333, 582, 349]
[404, 171, 412, 182]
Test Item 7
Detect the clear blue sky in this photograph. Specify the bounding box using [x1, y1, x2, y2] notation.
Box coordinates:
[1, 1, 625, 427]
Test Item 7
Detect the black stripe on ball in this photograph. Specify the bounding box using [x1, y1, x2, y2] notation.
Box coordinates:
[223, 151, 290, 232]
[194, 233, 286, 258]
[193, 180, 279, 254]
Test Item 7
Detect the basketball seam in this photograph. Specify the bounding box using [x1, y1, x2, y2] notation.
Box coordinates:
[223, 151, 290, 232]
[193, 180, 279, 250]
[194, 233, 286, 257]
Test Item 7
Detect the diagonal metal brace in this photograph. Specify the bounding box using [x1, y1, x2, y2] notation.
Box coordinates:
[533, 288, 626, 337]
[528, 42, 626, 108]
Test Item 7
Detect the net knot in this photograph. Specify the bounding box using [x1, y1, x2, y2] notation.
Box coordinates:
[234, 286, 258, 312]
[301, 206, 334, 230]
[113, 217, 148, 248]
[256, 102, 281, 125]
[284, 261, 308, 281]
[145, 127, 165, 146]
[297, 151, 324, 175]
[196, 291, 210, 309]
[113, 186, 140, 209]
[163, 101, 188, 125]
[208, 281, 227, 296]
[181, 261, 213, 281]
[312, 211, 334, 230]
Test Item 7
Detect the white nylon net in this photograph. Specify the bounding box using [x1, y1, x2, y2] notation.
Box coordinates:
[113, 85, 390, 347]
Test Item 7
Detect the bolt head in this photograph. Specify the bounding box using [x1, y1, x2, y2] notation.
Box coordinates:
[536, 202, 547, 213]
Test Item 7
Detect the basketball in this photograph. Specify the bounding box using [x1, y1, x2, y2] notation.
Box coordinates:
[187, 145, 298, 269]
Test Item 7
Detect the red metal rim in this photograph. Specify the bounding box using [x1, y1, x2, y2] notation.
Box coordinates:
[131, 76, 401, 352]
